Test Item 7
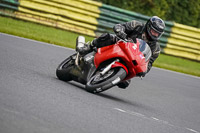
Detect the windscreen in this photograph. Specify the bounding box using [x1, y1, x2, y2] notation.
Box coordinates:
[138, 39, 152, 62]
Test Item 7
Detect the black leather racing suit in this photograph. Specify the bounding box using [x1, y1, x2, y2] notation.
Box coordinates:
[92, 20, 161, 88]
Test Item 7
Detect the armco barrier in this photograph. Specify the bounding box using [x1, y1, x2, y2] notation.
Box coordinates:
[0, 0, 200, 61]
[0, 0, 19, 10]
[164, 23, 200, 61]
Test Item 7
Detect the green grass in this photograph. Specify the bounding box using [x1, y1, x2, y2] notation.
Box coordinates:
[154, 54, 200, 76]
[0, 16, 93, 48]
[1, 16, 200, 77]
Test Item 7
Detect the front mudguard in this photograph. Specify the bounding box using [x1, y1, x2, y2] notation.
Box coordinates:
[111, 62, 128, 75]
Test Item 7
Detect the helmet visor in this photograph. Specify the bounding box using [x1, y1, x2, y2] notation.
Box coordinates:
[150, 28, 160, 37]
[147, 23, 163, 39]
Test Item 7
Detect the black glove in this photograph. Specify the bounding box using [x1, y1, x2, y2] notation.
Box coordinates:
[114, 24, 127, 40]
[131, 38, 137, 43]
[126, 37, 137, 43]
[117, 31, 127, 40]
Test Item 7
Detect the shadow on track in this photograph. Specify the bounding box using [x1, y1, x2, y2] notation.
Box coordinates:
[97, 93, 156, 112]
[56, 78, 157, 112]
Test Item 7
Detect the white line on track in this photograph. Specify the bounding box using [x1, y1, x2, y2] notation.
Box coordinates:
[1, 32, 199, 80]
[186, 128, 200, 133]
[113, 107, 200, 133]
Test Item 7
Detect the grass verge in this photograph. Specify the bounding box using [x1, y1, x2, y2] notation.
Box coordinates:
[1, 16, 200, 77]
[0, 16, 93, 48]
[154, 54, 200, 76]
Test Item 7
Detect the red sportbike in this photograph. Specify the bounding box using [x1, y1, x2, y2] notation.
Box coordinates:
[56, 36, 152, 93]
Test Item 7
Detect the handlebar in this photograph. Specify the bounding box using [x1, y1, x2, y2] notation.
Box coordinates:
[116, 36, 136, 43]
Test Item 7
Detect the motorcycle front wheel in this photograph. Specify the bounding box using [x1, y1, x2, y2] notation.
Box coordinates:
[86, 67, 127, 93]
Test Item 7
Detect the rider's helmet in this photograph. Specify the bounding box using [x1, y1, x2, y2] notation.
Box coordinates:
[145, 16, 165, 41]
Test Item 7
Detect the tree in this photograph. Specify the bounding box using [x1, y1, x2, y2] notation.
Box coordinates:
[95, 0, 200, 28]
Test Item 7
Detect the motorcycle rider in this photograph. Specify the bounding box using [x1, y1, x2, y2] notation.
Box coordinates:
[76, 16, 165, 89]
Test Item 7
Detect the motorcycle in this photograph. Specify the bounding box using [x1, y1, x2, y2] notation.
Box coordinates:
[56, 36, 152, 93]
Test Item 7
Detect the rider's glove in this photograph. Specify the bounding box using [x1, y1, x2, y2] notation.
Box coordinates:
[114, 24, 127, 40]
[117, 31, 127, 40]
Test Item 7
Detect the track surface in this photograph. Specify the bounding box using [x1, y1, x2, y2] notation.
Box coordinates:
[0, 33, 200, 133]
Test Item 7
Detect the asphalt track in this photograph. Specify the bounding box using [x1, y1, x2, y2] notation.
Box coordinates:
[0, 33, 200, 133]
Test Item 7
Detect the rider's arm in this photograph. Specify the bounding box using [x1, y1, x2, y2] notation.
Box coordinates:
[113, 20, 143, 34]
[147, 43, 161, 73]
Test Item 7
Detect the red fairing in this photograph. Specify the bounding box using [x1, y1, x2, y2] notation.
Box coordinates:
[94, 39, 148, 80]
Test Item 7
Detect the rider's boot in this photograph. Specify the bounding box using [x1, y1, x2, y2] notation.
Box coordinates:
[76, 36, 95, 56]
[117, 79, 131, 89]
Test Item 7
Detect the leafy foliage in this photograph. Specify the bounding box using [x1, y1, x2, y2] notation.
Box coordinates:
[96, 0, 200, 28]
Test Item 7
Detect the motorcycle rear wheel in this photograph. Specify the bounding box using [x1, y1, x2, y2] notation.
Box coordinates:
[56, 54, 76, 81]
[86, 67, 127, 93]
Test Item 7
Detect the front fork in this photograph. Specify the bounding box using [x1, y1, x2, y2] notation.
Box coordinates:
[100, 59, 128, 76]
[100, 59, 120, 76]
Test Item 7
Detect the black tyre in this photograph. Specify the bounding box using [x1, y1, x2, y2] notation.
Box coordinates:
[56, 54, 76, 81]
[86, 67, 127, 93]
